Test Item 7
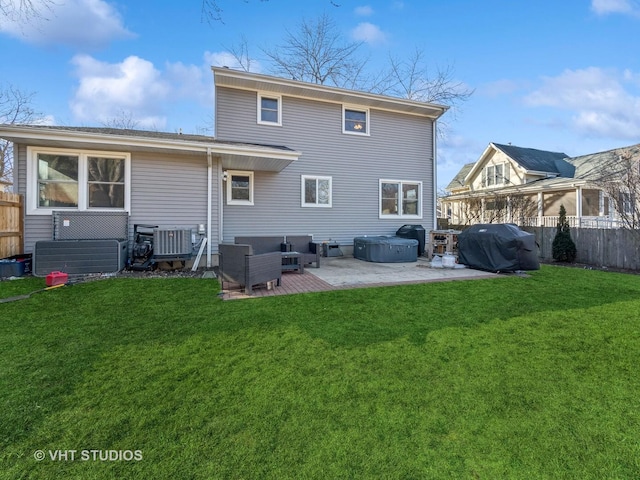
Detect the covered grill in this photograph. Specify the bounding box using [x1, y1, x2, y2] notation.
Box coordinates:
[457, 224, 539, 272]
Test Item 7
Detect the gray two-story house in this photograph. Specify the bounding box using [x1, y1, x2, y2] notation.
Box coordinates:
[0, 67, 448, 268]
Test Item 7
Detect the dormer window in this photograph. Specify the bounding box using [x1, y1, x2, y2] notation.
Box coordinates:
[343, 106, 369, 135]
[257, 93, 282, 126]
[483, 163, 509, 187]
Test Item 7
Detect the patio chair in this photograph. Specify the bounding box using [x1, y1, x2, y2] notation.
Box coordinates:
[286, 235, 321, 268]
[218, 243, 282, 295]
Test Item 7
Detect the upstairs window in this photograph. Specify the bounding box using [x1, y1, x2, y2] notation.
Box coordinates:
[483, 163, 509, 187]
[343, 106, 369, 135]
[302, 175, 332, 207]
[257, 93, 282, 126]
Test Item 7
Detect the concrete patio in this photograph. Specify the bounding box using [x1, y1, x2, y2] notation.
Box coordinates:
[219, 255, 498, 300]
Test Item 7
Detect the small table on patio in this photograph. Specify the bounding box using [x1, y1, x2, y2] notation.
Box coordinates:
[281, 251, 304, 274]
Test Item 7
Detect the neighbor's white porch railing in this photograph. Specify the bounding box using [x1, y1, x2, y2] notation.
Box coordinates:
[520, 216, 622, 229]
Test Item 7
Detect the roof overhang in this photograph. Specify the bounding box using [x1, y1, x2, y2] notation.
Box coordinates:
[213, 67, 449, 120]
[0, 125, 301, 172]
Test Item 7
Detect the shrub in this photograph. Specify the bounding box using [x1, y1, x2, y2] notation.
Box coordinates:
[552, 204, 577, 262]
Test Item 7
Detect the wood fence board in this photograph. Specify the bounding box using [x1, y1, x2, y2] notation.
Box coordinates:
[0, 192, 24, 258]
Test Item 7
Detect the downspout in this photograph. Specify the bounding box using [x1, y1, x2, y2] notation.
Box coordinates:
[432, 121, 438, 231]
[218, 162, 224, 245]
[207, 148, 212, 268]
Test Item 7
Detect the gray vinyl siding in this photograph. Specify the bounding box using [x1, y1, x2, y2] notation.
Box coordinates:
[216, 86, 435, 244]
[17, 143, 53, 253]
[128, 151, 211, 230]
[19, 145, 220, 254]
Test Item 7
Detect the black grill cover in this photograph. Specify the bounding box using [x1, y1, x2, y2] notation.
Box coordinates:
[396, 224, 426, 256]
[457, 224, 539, 272]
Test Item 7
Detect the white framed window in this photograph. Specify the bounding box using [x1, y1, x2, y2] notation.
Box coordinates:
[301, 175, 332, 208]
[26, 147, 130, 215]
[226, 170, 254, 205]
[257, 93, 282, 126]
[483, 163, 509, 187]
[379, 179, 422, 218]
[343, 105, 369, 135]
[621, 192, 635, 215]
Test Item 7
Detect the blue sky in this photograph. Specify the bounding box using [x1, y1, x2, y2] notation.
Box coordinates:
[1, 0, 640, 189]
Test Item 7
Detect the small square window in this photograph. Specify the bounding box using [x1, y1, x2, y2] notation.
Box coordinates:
[343, 106, 369, 135]
[226, 170, 254, 205]
[302, 175, 332, 207]
[257, 93, 282, 126]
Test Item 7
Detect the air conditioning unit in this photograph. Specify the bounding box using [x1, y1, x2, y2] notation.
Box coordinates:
[153, 228, 192, 257]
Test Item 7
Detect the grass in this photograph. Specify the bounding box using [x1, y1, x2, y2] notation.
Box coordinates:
[1, 266, 640, 479]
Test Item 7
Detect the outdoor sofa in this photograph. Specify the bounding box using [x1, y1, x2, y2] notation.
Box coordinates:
[218, 243, 282, 295]
[235, 235, 320, 268]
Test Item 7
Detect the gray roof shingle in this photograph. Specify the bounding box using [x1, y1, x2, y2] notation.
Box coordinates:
[492, 143, 572, 176]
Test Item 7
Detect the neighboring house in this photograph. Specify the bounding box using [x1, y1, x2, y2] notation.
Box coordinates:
[0, 67, 448, 266]
[442, 142, 640, 228]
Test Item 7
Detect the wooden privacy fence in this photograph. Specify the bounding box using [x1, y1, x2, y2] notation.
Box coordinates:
[0, 192, 24, 258]
[524, 226, 640, 271]
[448, 223, 640, 271]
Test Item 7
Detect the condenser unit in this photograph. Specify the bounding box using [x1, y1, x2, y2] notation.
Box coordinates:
[153, 228, 192, 258]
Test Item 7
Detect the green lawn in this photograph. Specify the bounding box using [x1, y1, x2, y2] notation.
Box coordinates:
[1, 266, 640, 479]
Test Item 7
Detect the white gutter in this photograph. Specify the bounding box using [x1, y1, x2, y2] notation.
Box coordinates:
[206, 148, 213, 268]
[218, 162, 224, 246]
[432, 121, 438, 231]
[0, 125, 300, 161]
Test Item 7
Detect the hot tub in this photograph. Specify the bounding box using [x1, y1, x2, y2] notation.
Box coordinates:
[353, 236, 418, 263]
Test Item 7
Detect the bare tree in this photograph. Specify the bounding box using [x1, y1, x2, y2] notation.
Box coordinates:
[594, 146, 640, 236]
[101, 110, 141, 130]
[262, 13, 368, 87]
[0, 0, 54, 23]
[454, 192, 536, 226]
[201, 0, 339, 25]
[0, 85, 42, 187]
[376, 48, 473, 106]
[223, 35, 255, 72]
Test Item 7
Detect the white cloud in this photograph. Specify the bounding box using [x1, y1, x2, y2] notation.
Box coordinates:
[0, 0, 134, 49]
[354, 6, 374, 16]
[524, 67, 640, 140]
[591, 0, 640, 16]
[68, 51, 240, 130]
[70, 55, 170, 128]
[351, 22, 387, 45]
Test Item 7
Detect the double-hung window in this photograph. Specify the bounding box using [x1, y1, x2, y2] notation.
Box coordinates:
[257, 93, 282, 126]
[301, 175, 332, 207]
[379, 180, 422, 218]
[28, 147, 130, 214]
[226, 170, 254, 205]
[343, 106, 369, 135]
[483, 163, 509, 187]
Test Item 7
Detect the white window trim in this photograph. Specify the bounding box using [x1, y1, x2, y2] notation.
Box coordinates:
[26, 146, 131, 216]
[257, 92, 282, 126]
[226, 170, 254, 206]
[342, 105, 370, 136]
[301, 175, 332, 208]
[379, 179, 423, 219]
